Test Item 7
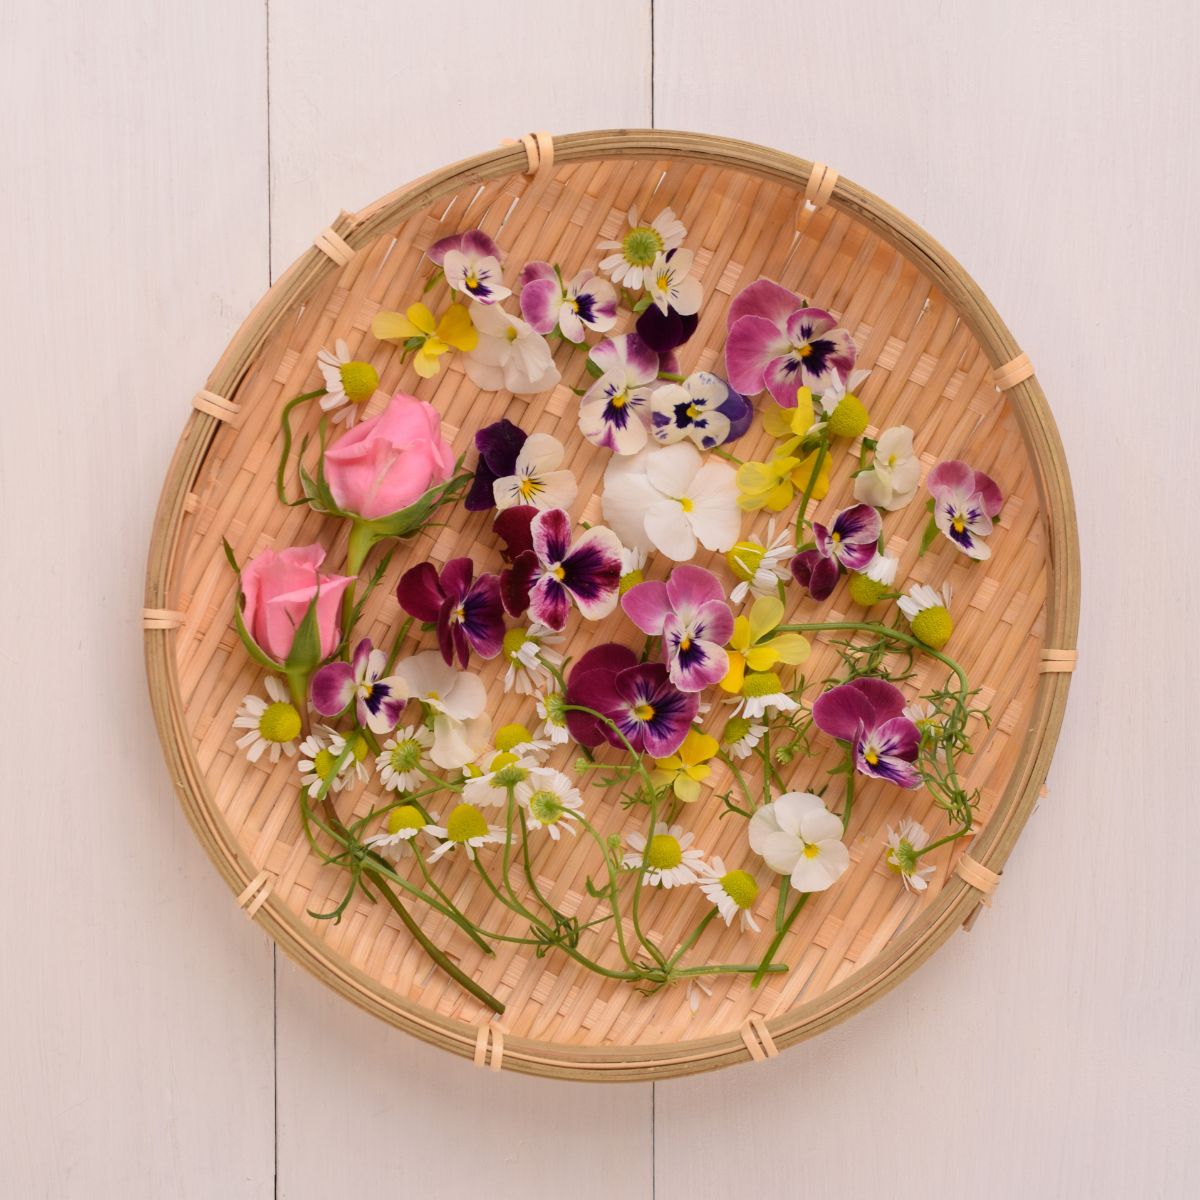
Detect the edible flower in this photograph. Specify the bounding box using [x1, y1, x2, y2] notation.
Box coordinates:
[519, 262, 618, 342]
[719, 596, 811, 694]
[579, 332, 659, 454]
[925, 460, 1004, 560]
[442, 231, 510, 305]
[897, 582, 954, 650]
[790, 503, 882, 600]
[463, 301, 560, 395]
[853, 425, 921, 511]
[310, 636, 410, 734]
[650, 728, 721, 803]
[371, 301, 477, 378]
[621, 821, 706, 888]
[596, 205, 687, 290]
[649, 371, 751, 450]
[749, 792, 849, 893]
[395, 557, 505, 667]
[811, 677, 921, 788]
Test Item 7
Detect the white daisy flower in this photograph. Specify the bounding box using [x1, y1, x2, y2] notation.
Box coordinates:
[814, 367, 871, 415]
[903, 699, 942, 732]
[897, 582, 954, 650]
[462, 752, 540, 807]
[233, 676, 301, 764]
[865, 551, 899, 586]
[329, 729, 372, 784]
[734, 670, 801, 721]
[425, 802, 505, 863]
[620, 544, 647, 581]
[501, 624, 564, 696]
[364, 803, 441, 861]
[621, 822, 707, 889]
[726, 519, 796, 604]
[749, 792, 849, 893]
[699, 856, 761, 932]
[515, 767, 584, 840]
[492, 432, 578, 512]
[722, 716, 767, 760]
[536, 690, 571, 745]
[316, 339, 380, 425]
[375, 724, 435, 793]
[297, 724, 353, 798]
[884, 818, 936, 892]
[596, 205, 688, 290]
[647, 248, 703, 316]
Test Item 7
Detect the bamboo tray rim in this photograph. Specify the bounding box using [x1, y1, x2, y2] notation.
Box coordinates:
[144, 128, 1079, 1081]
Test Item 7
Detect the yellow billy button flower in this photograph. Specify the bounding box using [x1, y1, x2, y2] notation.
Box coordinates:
[826, 393, 869, 439]
[371, 301, 477, 378]
[650, 729, 720, 803]
[720, 596, 811, 694]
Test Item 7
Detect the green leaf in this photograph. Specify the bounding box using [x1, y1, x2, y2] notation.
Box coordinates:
[221, 537, 240, 574]
[233, 599, 283, 672]
[631, 294, 652, 314]
[284, 587, 324, 676]
[584, 357, 604, 379]
[919, 514, 940, 556]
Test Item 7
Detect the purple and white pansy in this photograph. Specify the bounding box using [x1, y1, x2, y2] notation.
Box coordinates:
[395, 558, 505, 668]
[926, 460, 1004, 560]
[622, 565, 734, 693]
[811, 677, 922, 789]
[490, 430, 577, 513]
[790, 503, 882, 600]
[579, 332, 660, 454]
[725, 279, 857, 406]
[649, 371, 751, 450]
[310, 637, 409, 735]
[496, 507, 622, 633]
[519, 262, 618, 343]
[647, 249, 703, 318]
[438, 230, 510, 305]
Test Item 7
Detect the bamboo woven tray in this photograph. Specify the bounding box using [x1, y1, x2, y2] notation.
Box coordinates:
[144, 129, 1078, 1081]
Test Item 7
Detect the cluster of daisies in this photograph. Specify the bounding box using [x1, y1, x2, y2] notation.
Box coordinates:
[230, 202, 1002, 1006]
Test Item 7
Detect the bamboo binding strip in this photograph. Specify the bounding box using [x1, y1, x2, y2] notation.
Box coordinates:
[144, 129, 1079, 1082]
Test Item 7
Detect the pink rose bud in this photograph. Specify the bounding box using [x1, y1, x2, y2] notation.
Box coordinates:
[239, 544, 354, 664]
[324, 392, 455, 520]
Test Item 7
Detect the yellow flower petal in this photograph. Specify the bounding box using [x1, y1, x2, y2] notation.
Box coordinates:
[720, 650, 746, 693]
[763, 481, 796, 511]
[684, 763, 712, 783]
[679, 730, 718, 767]
[745, 645, 779, 672]
[405, 302, 437, 334]
[437, 302, 478, 351]
[412, 344, 442, 378]
[673, 775, 702, 804]
[735, 460, 781, 497]
[761, 402, 795, 439]
[792, 449, 830, 501]
[771, 632, 812, 665]
[654, 755, 684, 773]
[747, 595, 784, 644]
[371, 310, 423, 341]
[729, 617, 751, 653]
[648, 768, 674, 790]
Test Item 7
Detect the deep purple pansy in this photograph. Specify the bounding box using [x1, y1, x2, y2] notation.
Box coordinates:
[310, 637, 409, 735]
[811, 677, 921, 788]
[564, 644, 699, 758]
[466, 417, 528, 511]
[395, 557, 505, 668]
[725, 279, 857, 406]
[926, 460, 1004, 560]
[621, 565, 734, 692]
[790, 503, 882, 600]
[493, 507, 622, 632]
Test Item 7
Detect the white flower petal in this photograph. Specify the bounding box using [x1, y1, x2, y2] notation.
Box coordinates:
[645, 498, 697, 561]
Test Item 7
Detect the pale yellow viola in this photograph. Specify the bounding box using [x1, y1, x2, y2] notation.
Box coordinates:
[719, 596, 811, 694]
[735, 389, 830, 511]
[650, 729, 720, 803]
[372, 301, 477, 378]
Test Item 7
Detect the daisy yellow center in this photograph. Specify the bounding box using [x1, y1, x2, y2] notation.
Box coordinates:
[389, 738, 423, 772]
[622, 225, 664, 267]
[633, 703, 656, 722]
[848, 571, 890, 607]
[888, 839, 919, 876]
[492, 762, 528, 788]
[723, 717, 752, 743]
[726, 541, 765, 583]
[619, 569, 645, 595]
[827, 394, 869, 439]
[338, 360, 379, 404]
[313, 749, 338, 781]
[487, 751, 519, 773]
[646, 834, 683, 870]
[446, 803, 488, 843]
[502, 627, 531, 661]
[494, 723, 534, 752]
[742, 671, 782, 698]
[259, 701, 301, 744]
[517, 476, 542, 500]
[386, 804, 425, 835]
[802, 842, 821, 859]
[529, 789, 564, 824]
[346, 732, 370, 763]
[720, 869, 758, 909]
[911, 606, 954, 650]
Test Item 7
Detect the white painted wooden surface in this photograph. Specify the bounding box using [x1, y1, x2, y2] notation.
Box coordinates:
[2, 2, 1195, 1196]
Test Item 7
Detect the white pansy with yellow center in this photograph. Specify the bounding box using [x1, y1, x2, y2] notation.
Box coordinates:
[375, 724, 434, 793]
[596, 205, 687, 290]
[492, 432, 577, 513]
[884, 817, 937, 892]
[501, 623, 564, 695]
[364, 804, 441, 862]
[699, 856, 761, 932]
[515, 767, 584, 840]
[425, 802, 505, 863]
[297, 724, 353, 798]
[316, 339, 380, 425]
[621, 821, 707, 889]
[395, 651, 490, 770]
[233, 676, 301, 764]
[646, 248, 703, 316]
[463, 301, 561, 395]
[749, 792, 849, 893]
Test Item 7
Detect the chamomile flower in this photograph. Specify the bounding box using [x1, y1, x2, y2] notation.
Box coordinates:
[328, 729, 372, 784]
[734, 671, 801, 721]
[597, 205, 688, 290]
[722, 715, 767, 760]
[884, 818, 936, 892]
[364, 804, 441, 861]
[621, 822, 707, 889]
[699, 857, 761, 931]
[619, 544, 647, 594]
[375, 725, 434, 793]
[316, 339, 380, 424]
[233, 676, 301, 764]
[536, 690, 571, 745]
[725, 519, 795, 604]
[903, 699, 943, 734]
[898, 582, 954, 650]
[501, 624, 564, 695]
[515, 767, 584, 840]
[425, 802, 505, 863]
[298, 725, 353, 798]
[463, 745, 541, 807]
[847, 550, 900, 607]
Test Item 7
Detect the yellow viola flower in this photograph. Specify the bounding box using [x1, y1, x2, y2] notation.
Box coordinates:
[372, 301, 477, 378]
[737, 389, 830, 511]
[650, 729, 720, 803]
[719, 596, 811, 693]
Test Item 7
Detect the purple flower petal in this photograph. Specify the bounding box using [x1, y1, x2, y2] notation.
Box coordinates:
[531, 507, 573, 566]
[763, 351, 807, 407]
[832, 503, 882, 544]
[564, 643, 638, 747]
[493, 505, 537, 562]
[436, 597, 461, 666]
[665, 563, 725, 616]
[426, 233, 463, 266]
[613, 663, 699, 757]
[847, 677, 907, 724]
[590, 332, 659, 384]
[465, 460, 500, 511]
[621, 579, 672, 635]
[927, 460, 974, 501]
[529, 575, 572, 632]
[500, 550, 538, 618]
[784, 307, 838, 343]
[716, 385, 753, 442]
[635, 304, 699, 353]
[727, 279, 800, 332]
[519, 260, 556, 287]
[475, 418, 528, 476]
[459, 573, 505, 660]
[690, 597, 735, 647]
[811, 680, 877, 743]
[439, 557, 474, 604]
[559, 527, 622, 620]
[873, 714, 921, 760]
[974, 470, 1004, 518]
[396, 562, 445, 622]
[350, 636, 373, 678]
[363, 683, 408, 735]
[519, 276, 562, 334]
[663, 614, 729, 692]
[725, 316, 792, 397]
[310, 660, 356, 717]
[460, 229, 502, 261]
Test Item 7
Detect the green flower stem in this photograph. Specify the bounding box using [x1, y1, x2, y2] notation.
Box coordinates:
[409, 846, 494, 955]
[345, 519, 377, 579]
[675, 962, 787, 979]
[792, 436, 829, 545]
[752, 892, 812, 987]
[275, 388, 327, 505]
[717, 750, 756, 811]
[657, 370, 685, 382]
[914, 824, 973, 858]
[667, 909, 717, 968]
[774, 878, 790, 932]
[841, 748, 857, 832]
[574, 812, 636, 970]
[710, 446, 743, 466]
[419, 762, 463, 791]
[517, 810, 576, 935]
[384, 616, 414, 674]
